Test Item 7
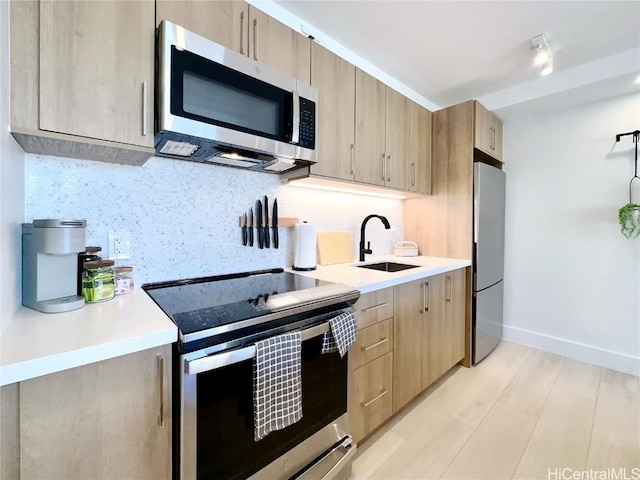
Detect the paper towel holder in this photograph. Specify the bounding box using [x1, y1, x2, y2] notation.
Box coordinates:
[293, 221, 317, 271]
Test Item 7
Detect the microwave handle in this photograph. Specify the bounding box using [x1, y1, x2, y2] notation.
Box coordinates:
[185, 320, 330, 375]
[291, 90, 300, 145]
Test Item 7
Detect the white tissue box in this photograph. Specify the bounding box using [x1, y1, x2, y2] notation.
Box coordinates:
[393, 241, 418, 257]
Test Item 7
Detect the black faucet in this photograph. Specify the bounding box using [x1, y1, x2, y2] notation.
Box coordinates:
[359, 214, 391, 261]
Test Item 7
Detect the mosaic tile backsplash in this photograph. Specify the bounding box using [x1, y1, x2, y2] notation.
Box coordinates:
[25, 154, 403, 284]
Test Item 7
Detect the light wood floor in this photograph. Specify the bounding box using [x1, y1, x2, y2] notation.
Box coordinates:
[350, 341, 640, 480]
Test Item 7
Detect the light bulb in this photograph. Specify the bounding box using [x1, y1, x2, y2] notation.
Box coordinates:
[541, 58, 553, 76]
[534, 46, 550, 66]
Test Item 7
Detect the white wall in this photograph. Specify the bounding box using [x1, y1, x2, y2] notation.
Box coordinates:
[0, 0, 26, 334]
[502, 92, 640, 375]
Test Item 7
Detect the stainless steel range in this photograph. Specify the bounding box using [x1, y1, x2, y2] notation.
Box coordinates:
[143, 268, 360, 480]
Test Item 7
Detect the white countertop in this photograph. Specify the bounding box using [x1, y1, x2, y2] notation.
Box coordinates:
[0, 289, 177, 386]
[0, 256, 469, 386]
[286, 255, 471, 294]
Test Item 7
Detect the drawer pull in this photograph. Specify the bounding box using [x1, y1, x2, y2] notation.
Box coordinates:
[361, 337, 389, 351]
[361, 302, 389, 313]
[361, 389, 388, 408]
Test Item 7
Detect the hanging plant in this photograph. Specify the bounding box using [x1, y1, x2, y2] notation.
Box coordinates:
[616, 130, 640, 239]
[619, 203, 640, 239]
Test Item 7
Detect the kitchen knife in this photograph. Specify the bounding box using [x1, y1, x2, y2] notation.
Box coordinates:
[272, 199, 279, 249]
[256, 200, 264, 249]
[248, 208, 254, 247]
[264, 196, 270, 249]
[242, 212, 248, 246]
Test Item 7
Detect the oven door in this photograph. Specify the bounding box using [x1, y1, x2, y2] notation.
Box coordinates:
[179, 320, 354, 480]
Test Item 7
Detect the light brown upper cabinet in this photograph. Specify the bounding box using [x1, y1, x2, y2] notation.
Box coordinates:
[408, 99, 433, 194]
[309, 43, 355, 180]
[384, 88, 410, 190]
[354, 69, 387, 186]
[155, 0, 249, 54]
[156, 2, 310, 82]
[10, 0, 155, 165]
[474, 101, 504, 162]
[355, 69, 413, 190]
[248, 8, 311, 83]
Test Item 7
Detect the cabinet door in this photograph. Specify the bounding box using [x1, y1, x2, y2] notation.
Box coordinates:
[474, 101, 503, 162]
[409, 100, 432, 194]
[384, 87, 410, 190]
[393, 279, 424, 412]
[444, 268, 467, 369]
[310, 43, 355, 180]
[421, 273, 447, 389]
[39, 1, 154, 148]
[20, 346, 172, 480]
[156, 1, 248, 54]
[248, 7, 311, 82]
[351, 351, 393, 443]
[355, 69, 386, 186]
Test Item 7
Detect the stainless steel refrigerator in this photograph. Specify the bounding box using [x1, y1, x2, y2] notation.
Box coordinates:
[473, 161, 506, 364]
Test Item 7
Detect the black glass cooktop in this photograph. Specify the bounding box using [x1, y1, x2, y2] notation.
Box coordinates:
[143, 269, 329, 336]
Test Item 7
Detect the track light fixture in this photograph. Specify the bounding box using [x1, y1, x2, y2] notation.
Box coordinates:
[531, 34, 553, 76]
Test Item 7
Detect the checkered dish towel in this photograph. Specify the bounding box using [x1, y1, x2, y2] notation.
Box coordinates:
[321, 310, 357, 357]
[253, 330, 303, 442]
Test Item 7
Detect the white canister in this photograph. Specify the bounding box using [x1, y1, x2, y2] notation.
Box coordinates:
[293, 221, 317, 271]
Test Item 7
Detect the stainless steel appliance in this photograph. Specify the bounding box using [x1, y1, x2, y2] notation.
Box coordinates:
[22, 219, 86, 313]
[473, 162, 506, 364]
[143, 269, 359, 480]
[155, 21, 318, 173]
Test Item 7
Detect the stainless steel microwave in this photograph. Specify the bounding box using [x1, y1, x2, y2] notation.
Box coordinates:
[155, 21, 318, 173]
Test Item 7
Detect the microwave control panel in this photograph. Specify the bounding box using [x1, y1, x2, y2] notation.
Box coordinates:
[298, 98, 316, 150]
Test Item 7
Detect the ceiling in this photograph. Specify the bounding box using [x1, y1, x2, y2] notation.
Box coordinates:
[272, 0, 640, 112]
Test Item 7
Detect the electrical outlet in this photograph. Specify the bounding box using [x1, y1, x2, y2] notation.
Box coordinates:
[108, 232, 130, 260]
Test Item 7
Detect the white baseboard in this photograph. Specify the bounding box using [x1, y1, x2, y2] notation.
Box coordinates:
[503, 325, 640, 377]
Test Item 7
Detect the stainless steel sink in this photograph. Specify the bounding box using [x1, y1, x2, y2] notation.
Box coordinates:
[356, 261, 419, 273]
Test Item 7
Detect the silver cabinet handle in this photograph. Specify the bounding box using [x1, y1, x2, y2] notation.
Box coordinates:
[142, 81, 147, 136]
[411, 162, 416, 186]
[381, 153, 386, 181]
[157, 354, 164, 427]
[386, 155, 391, 182]
[421, 281, 430, 313]
[349, 144, 355, 175]
[252, 18, 258, 60]
[240, 11, 246, 55]
[361, 302, 388, 313]
[361, 389, 388, 407]
[446, 275, 452, 303]
[490, 126, 496, 151]
[362, 337, 389, 351]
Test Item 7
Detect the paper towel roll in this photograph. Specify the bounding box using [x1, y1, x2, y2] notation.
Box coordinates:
[293, 222, 317, 271]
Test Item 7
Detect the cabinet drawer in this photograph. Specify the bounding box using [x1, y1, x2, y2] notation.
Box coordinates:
[351, 351, 393, 443]
[354, 287, 394, 330]
[351, 318, 393, 370]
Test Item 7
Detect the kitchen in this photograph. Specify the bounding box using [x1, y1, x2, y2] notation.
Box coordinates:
[1, 1, 639, 479]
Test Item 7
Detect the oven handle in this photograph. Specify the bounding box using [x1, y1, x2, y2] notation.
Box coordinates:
[185, 321, 330, 376]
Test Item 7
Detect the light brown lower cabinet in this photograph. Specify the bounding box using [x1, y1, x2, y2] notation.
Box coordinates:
[19, 345, 172, 480]
[351, 351, 393, 443]
[393, 269, 467, 414]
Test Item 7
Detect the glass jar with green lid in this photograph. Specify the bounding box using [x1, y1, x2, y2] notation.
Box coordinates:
[82, 260, 115, 303]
